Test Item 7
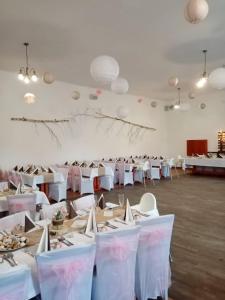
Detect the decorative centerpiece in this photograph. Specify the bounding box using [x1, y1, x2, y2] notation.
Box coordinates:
[52, 208, 67, 229]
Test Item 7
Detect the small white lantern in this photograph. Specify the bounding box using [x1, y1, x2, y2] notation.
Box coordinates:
[209, 67, 225, 90]
[188, 92, 196, 99]
[111, 77, 129, 94]
[185, 0, 209, 24]
[116, 106, 129, 119]
[43, 72, 55, 84]
[24, 93, 36, 104]
[168, 76, 179, 87]
[151, 101, 158, 108]
[72, 91, 80, 100]
[200, 103, 206, 110]
[90, 55, 120, 85]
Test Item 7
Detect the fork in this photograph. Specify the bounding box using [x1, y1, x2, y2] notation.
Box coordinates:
[6, 253, 17, 266]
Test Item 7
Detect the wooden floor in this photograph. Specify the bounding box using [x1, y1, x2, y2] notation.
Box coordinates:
[69, 173, 225, 300]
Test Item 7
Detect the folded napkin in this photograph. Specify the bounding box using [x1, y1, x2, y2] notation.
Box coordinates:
[31, 168, 39, 175]
[18, 166, 24, 172]
[24, 213, 36, 232]
[89, 162, 97, 168]
[98, 163, 104, 167]
[106, 202, 119, 209]
[85, 206, 97, 234]
[98, 193, 105, 210]
[64, 161, 68, 165]
[9, 180, 18, 190]
[13, 165, 18, 171]
[123, 199, 134, 223]
[15, 183, 21, 195]
[48, 167, 55, 173]
[72, 161, 79, 166]
[36, 224, 51, 254]
[80, 162, 87, 167]
[66, 199, 77, 219]
[41, 166, 48, 172]
[25, 166, 33, 174]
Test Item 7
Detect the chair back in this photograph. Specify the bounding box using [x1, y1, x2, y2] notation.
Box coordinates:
[139, 193, 157, 212]
[0, 266, 30, 300]
[7, 193, 36, 215]
[0, 211, 30, 231]
[135, 215, 175, 300]
[74, 195, 95, 211]
[92, 227, 140, 300]
[150, 159, 161, 168]
[40, 202, 67, 220]
[53, 167, 69, 182]
[36, 244, 96, 300]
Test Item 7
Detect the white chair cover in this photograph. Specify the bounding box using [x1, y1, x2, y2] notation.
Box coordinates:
[0, 211, 30, 231]
[74, 195, 95, 211]
[135, 214, 175, 300]
[118, 163, 134, 186]
[92, 227, 140, 300]
[48, 167, 69, 202]
[36, 244, 96, 300]
[7, 194, 36, 216]
[133, 169, 144, 183]
[73, 167, 94, 195]
[148, 160, 161, 180]
[0, 266, 30, 300]
[132, 193, 159, 216]
[40, 202, 67, 220]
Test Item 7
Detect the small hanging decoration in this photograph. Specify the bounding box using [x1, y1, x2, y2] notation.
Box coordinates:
[116, 106, 129, 119]
[24, 93, 36, 104]
[184, 0, 209, 24]
[168, 76, 179, 87]
[209, 67, 225, 90]
[188, 92, 196, 99]
[72, 91, 80, 100]
[90, 55, 120, 85]
[200, 103, 206, 110]
[111, 77, 129, 94]
[43, 72, 55, 84]
[151, 101, 158, 108]
[138, 98, 143, 103]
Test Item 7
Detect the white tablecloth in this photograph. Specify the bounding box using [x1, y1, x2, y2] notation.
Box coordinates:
[0, 191, 49, 213]
[0, 181, 8, 192]
[20, 172, 64, 187]
[185, 157, 225, 168]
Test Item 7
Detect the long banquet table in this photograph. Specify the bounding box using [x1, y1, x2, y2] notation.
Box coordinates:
[185, 157, 225, 176]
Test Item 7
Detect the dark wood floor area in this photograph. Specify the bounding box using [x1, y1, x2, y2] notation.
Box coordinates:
[69, 174, 225, 300]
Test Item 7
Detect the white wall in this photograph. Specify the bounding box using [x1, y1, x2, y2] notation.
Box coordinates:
[0, 70, 168, 170]
[166, 96, 225, 157]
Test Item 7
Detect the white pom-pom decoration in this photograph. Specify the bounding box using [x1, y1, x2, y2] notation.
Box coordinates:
[111, 77, 129, 94]
[116, 106, 129, 119]
[168, 76, 179, 87]
[90, 55, 119, 85]
[184, 0, 209, 24]
[43, 72, 55, 84]
[209, 67, 225, 90]
[24, 93, 36, 104]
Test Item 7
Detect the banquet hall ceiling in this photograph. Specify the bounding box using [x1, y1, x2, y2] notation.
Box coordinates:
[0, 0, 225, 101]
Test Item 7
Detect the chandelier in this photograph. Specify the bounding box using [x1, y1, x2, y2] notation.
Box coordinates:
[18, 42, 38, 84]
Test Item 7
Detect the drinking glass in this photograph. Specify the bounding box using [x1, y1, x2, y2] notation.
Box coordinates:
[118, 193, 125, 208]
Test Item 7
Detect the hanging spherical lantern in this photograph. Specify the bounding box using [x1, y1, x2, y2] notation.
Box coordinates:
[151, 101, 158, 108]
[24, 93, 36, 104]
[111, 77, 129, 94]
[208, 67, 225, 90]
[184, 0, 209, 24]
[200, 103, 206, 110]
[168, 76, 179, 87]
[116, 106, 129, 119]
[90, 55, 120, 85]
[43, 72, 55, 84]
[72, 91, 80, 100]
[188, 92, 196, 99]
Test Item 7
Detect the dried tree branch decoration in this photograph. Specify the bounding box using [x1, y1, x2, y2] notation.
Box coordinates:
[11, 117, 69, 147]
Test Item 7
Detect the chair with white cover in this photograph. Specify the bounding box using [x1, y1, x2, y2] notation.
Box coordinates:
[7, 194, 36, 219]
[148, 160, 161, 180]
[48, 167, 69, 202]
[40, 202, 67, 220]
[0, 266, 30, 300]
[92, 226, 140, 300]
[135, 214, 175, 300]
[162, 158, 174, 180]
[72, 166, 94, 195]
[0, 211, 30, 231]
[99, 164, 115, 191]
[36, 244, 96, 300]
[131, 193, 159, 217]
[74, 195, 95, 211]
[118, 163, 134, 186]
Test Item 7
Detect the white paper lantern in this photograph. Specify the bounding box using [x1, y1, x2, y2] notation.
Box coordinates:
[111, 77, 129, 94]
[116, 106, 129, 119]
[188, 92, 196, 99]
[168, 76, 179, 87]
[151, 101, 158, 108]
[200, 103, 206, 109]
[72, 91, 80, 100]
[90, 55, 119, 85]
[43, 72, 55, 84]
[185, 0, 209, 24]
[209, 67, 225, 90]
[24, 93, 36, 104]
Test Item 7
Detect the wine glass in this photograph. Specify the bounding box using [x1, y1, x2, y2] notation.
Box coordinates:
[118, 194, 125, 208]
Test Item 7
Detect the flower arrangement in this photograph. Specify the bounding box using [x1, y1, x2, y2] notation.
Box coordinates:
[52, 207, 67, 227]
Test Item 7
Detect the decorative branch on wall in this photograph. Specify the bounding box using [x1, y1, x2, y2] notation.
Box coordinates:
[11, 117, 69, 147]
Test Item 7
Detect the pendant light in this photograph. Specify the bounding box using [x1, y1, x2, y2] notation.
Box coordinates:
[18, 42, 38, 84]
[196, 50, 208, 88]
[174, 87, 181, 110]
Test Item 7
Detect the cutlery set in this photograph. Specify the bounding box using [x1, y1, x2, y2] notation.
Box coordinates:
[0, 253, 17, 267]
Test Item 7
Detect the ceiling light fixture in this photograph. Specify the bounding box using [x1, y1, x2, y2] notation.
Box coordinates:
[196, 49, 208, 89]
[18, 42, 38, 84]
[174, 87, 181, 110]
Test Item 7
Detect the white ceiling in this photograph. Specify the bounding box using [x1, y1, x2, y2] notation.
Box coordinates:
[0, 0, 225, 101]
